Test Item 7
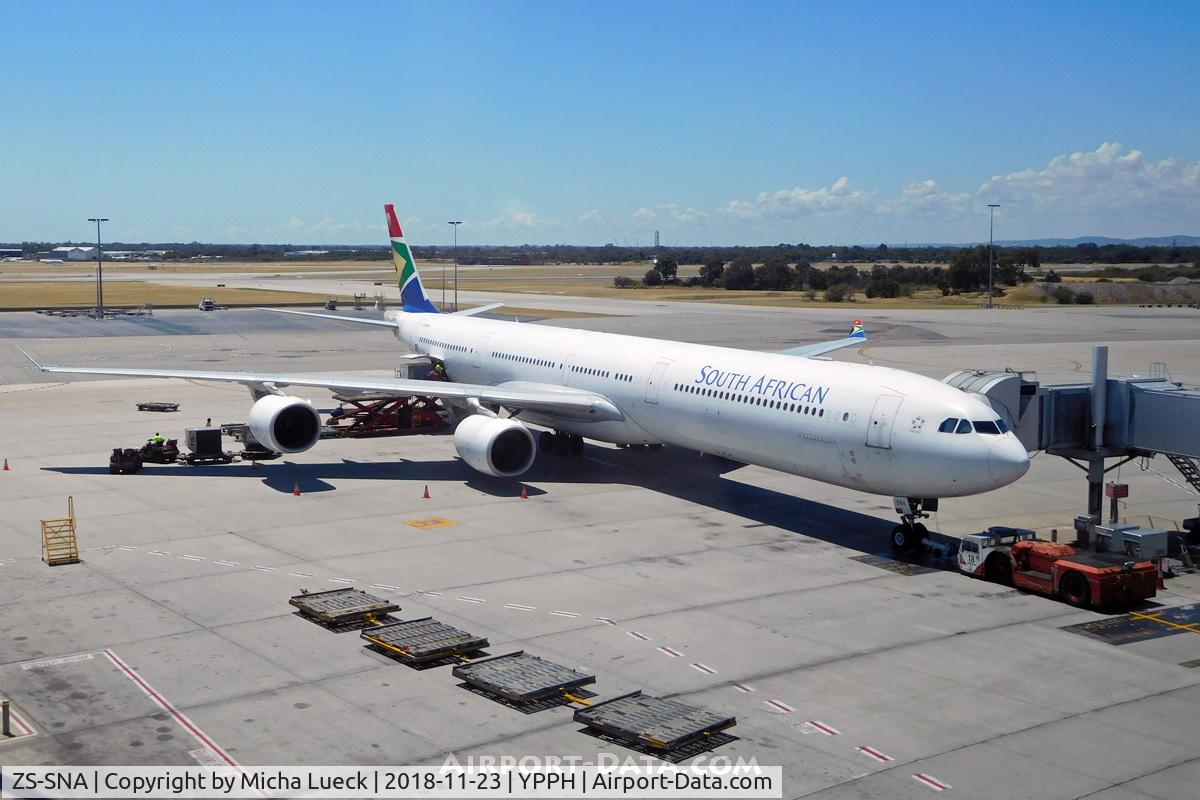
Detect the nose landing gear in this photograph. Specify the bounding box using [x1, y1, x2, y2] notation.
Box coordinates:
[891, 497, 938, 551]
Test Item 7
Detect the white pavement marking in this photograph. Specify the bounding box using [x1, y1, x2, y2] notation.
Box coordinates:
[178, 555, 205, 561]
[912, 774, 951, 792]
[103, 649, 239, 768]
[289, 572, 313, 578]
[504, 603, 535, 611]
[595, 617, 616, 625]
[807, 720, 840, 736]
[457, 596, 485, 604]
[85, 546, 118, 552]
[550, 610, 579, 618]
[371, 583, 401, 591]
[214, 560, 239, 566]
[327, 577, 354, 584]
[856, 745, 894, 763]
[765, 699, 794, 714]
[733, 683, 755, 693]
[117, 546, 136, 551]
[148, 550, 171, 556]
[690, 662, 717, 674]
[21, 653, 96, 670]
[627, 631, 650, 641]
[658, 646, 683, 658]
[253, 565, 277, 572]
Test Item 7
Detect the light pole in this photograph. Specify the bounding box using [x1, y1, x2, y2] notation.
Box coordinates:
[87, 217, 109, 318]
[987, 204, 999, 309]
[448, 220, 462, 311]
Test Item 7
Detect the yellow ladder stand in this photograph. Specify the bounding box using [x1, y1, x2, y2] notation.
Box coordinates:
[41, 496, 80, 566]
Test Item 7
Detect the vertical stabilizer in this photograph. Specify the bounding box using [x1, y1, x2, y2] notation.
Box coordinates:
[386, 204, 438, 313]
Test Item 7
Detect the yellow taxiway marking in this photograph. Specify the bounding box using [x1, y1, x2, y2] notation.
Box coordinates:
[405, 517, 457, 529]
[1129, 610, 1200, 635]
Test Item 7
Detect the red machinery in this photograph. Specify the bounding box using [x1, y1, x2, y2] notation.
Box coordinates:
[326, 394, 447, 438]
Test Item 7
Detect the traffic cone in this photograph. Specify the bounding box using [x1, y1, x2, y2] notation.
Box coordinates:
[2, 458, 8, 471]
[292, 481, 301, 496]
[422, 485, 430, 499]
[519, 484, 528, 499]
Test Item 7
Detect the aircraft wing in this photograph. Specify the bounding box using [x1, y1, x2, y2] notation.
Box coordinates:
[258, 302, 505, 326]
[777, 319, 867, 358]
[19, 350, 623, 422]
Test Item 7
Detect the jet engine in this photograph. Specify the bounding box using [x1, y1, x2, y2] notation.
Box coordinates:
[453, 415, 536, 477]
[246, 395, 322, 454]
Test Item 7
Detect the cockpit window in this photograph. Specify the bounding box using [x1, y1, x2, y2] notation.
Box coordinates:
[973, 420, 1001, 434]
[955, 419, 972, 434]
[996, 418, 1010, 434]
[938, 418, 958, 433]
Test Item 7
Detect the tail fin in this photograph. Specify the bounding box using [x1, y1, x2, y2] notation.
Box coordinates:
[385, 203, 438, 313]
[849, 319, 866, 340]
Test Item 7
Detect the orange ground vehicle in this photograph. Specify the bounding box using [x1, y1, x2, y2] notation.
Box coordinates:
[958, 527, 1157, 608]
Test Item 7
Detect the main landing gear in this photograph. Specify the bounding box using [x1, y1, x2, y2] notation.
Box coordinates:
[540, 430, 584, 457]
[891, 496, 938, 551]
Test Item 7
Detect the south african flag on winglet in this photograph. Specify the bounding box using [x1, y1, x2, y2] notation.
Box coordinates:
[849, 320, 867, 339]
[385, 203, 438, 313]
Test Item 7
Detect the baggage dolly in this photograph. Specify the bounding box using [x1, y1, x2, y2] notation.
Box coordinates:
[452, 651, 596, 712]
[361, 617, 488, 668]
[573, 691, 737, 762]
[289, 588, 400, 631]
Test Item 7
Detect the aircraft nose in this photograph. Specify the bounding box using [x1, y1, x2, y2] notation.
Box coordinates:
[988, 438, 1030, 485]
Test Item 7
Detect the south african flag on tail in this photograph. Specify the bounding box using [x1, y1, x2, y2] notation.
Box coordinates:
[385, 203, 438, 313]
[849, 320, 866, 339]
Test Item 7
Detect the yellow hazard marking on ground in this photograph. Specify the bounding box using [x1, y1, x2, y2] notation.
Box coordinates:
[405, 517, 457, 529]
[1129, 610, 1200, 635]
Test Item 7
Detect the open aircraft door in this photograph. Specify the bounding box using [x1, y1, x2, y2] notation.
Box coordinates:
[645, 360, 670, 404]
[866, 394, 903, 449]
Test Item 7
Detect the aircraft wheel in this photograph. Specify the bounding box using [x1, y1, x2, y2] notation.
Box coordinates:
[891, 524, 913, 551]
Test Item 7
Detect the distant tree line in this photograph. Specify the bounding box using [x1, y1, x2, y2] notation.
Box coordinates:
[5, 240, 1199, 268]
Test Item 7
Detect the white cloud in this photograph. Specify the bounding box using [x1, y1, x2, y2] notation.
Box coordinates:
[632, 206, 657, 224]
[721, 176, 874, 221]
[474, 209, 562, 232]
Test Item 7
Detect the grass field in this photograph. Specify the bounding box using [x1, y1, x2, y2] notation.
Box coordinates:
[0, 281, 340, 309]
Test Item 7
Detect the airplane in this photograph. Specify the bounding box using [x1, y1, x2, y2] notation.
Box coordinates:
[22, 204, 1029, 550]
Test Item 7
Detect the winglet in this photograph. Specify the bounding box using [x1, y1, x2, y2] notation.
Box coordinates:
[385, 203, 438, 314]
[16, 346, 46, 371]
[849, 319, 867, 340]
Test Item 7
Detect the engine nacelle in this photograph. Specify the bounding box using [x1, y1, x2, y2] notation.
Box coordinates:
[453, 415, 536, 477]
[247, 395, 322, 454]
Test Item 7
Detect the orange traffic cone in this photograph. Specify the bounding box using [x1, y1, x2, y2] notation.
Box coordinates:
[292, 481, 301, 496]
[2, 458, 7, 471]
[422, 484, 430, 499]
[519, 484, 528, 499]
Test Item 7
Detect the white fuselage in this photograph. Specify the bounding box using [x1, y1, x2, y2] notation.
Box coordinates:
[388, 311, 1029, 498]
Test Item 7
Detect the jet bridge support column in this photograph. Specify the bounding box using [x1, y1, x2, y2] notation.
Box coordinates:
[1087, 345, 1108, 522]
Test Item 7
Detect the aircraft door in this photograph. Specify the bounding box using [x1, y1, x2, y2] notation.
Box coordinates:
[866, 394, 904, 449]
[645, 360, 670, 404]
[560, 353, 576, 385]
[474, 334, 491, 369]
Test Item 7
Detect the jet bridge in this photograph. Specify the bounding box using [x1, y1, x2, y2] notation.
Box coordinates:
[945, 346, 1200, 520]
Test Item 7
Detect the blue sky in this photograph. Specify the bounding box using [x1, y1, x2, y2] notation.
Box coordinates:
[2, 1, 1198, 246]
